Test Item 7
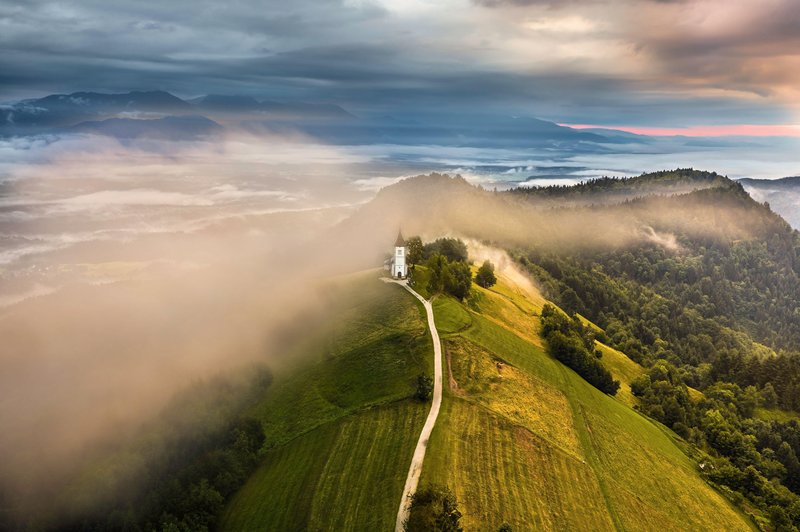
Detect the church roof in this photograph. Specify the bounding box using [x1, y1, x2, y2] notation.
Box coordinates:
[394, 230, 405, 247]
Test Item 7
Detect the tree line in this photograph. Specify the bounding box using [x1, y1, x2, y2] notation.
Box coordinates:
[539, 304, 620, 395]
[630, 360, 800, 529]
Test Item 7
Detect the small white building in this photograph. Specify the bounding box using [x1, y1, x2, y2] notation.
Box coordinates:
[384, 230, 408, 278]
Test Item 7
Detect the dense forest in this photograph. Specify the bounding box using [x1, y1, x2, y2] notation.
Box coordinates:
[513, 173, 800, 528]
[509, 168, 731, 204]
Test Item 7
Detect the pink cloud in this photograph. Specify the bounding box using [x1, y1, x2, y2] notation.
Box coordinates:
[563, 123, 800, 138]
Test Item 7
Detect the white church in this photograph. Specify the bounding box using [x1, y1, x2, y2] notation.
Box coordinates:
[384, 230, 408, 278]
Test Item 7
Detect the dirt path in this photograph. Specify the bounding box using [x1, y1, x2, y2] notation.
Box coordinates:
[383, 278, 443, 532]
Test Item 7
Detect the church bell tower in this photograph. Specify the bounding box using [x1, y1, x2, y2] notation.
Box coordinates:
[393, 231, 407, 278]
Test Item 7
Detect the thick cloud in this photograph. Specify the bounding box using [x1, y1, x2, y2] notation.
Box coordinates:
[0, 0, 797, 127]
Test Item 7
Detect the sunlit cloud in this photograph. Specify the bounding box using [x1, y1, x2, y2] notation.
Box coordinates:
[564, 123, 800, 138]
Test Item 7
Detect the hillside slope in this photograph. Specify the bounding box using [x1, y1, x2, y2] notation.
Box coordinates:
[220, 273, 433, 530]
[220, 265, 752, 530]
[418, 270, 751, 531]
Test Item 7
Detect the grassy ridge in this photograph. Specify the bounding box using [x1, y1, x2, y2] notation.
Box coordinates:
[421, 272, 752, 531]
[220, 273, 433, 530]
[249, 274, 433, 447]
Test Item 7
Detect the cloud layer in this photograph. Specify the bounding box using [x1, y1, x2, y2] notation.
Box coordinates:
[1, 0, 797, 127]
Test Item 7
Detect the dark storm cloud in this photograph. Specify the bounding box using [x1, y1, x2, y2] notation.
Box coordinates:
[0, 0, 797, 127]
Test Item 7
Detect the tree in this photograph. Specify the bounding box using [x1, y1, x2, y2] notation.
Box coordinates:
[404, 484, 463, 532]
[761, 383, 779, 408]
[427, 254, 448, 294]
[427, 254, 472, 300]
[498, 524, 513, 532]
[407, 236, 424, 265]
[446, 261, 472, 300]
[630, 375, 651, 397]
[768, 505, 792, 531]
[416, 374, 434, 401]
[424, 238, 468, 263]
[475, 260, 497, 288]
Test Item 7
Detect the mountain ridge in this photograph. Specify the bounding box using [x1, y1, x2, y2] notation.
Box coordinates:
[0, 89, 638, 147]
[70, 115, 223, 140]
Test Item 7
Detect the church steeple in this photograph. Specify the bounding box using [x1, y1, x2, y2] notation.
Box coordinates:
[391, 230, 408, 278]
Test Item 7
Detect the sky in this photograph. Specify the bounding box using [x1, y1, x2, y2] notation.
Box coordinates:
[2, 0, 799, 131]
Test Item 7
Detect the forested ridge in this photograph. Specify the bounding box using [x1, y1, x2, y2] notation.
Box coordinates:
[510, 168, 730, 202]
[512, 171, 800, 529]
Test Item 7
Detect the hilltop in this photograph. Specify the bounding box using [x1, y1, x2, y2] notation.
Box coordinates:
[332, 169, 788, 261]
[511, 168, 732, 206]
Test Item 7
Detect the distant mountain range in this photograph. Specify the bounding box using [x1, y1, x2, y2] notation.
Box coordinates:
[189, 94, 353, 119]
[739, 176, 800, 188]
[70, 115, 223, 140]
[0, 90, 352, 140]
[0, 90, 629, 147]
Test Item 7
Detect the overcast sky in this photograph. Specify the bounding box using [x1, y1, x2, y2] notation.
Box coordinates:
[2, 0, 799, 130]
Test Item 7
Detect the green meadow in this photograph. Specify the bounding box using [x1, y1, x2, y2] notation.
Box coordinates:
[420, 273, 753, 531]
[221, 268, 753, 531]
[220, 272, 431, 530]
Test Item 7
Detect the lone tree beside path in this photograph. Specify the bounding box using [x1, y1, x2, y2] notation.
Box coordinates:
[404, 484, 463, 532]
[416, 373, 434, 401]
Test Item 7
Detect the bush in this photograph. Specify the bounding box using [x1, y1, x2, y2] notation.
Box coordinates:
[416, 374, 434, 401]
[404, 484, 463, 532]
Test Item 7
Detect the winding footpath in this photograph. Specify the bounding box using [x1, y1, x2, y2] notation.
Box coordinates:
[384, 278, 443, 532]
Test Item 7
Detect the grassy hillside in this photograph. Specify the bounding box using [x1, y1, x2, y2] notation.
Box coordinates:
[221, 266, 753, 531]
[221, 401, 426, 530]
[220, 272, 432, 531]
[420, 271, 753, 531]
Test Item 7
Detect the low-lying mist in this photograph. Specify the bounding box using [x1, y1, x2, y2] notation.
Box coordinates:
[342, 173, 775, 256]
[0, 131, 402, 525]
[0, 130, 785, 526]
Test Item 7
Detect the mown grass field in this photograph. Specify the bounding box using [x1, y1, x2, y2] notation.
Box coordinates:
[595, 343, 644, 407]
[220, 271, 432, 530]
[221, 400, 426, 531]
[421, 269, 753, 531]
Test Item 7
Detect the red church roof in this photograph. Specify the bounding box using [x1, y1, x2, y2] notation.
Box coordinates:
[394, 230, 405, 247]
